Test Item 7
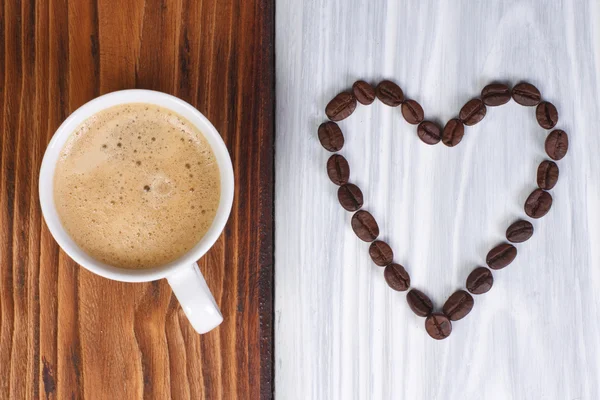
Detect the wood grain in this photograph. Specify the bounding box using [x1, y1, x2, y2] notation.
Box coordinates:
[0, 0, 274, 398]
[275, 0, 600, 399]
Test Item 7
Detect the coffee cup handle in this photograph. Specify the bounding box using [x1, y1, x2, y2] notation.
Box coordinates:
[167, 263, 223, 334]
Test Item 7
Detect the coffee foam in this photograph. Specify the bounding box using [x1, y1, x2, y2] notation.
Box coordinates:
[54, 103, 221, 269]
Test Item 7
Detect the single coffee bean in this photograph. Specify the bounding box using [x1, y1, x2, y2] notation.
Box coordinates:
[352, 81, 376, 105]
[351, 210, 379, 242]
[442, 290, 474, 321]
[318, 122, 344, 152]
[486, 243, 517, 270]
[506, 220, 534, 243]
[442, 118, 465, 147]
[401, 99, 424, 124]
[326, 92, 357, 121]
[466, 267, 494, 295]
[417, 121, 441, 145]
[406, 289, 433, 317]
[481, 83, 511, 106]
[384, 263, 410, 291]
[525, 189, 552, 218]
[375, 80, 404, 107]
[545, 129, 568, 160]
[326, 154, 350, 186]
[536, 101, 558, 129]
[537, 160, 559, 190]
[337, 184, 363, 211]
[459, 98, 487, 126]
[425, 313, 452, 340]
[512, 82, 541, 106]
[369, 240, 394, 266]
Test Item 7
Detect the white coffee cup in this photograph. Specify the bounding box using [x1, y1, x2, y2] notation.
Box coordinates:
[39, 90, 234, 334]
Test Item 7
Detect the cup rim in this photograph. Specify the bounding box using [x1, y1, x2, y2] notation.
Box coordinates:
[39, 89, 234, 282]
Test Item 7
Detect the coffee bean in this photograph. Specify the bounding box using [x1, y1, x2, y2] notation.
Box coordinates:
[351, 210, 379, 242]
[525, 189, 552, 218]
[352, 81, 376, 105]
[536, 101, 558, 129]
[537, 160, 559, 190]
[459, 98, 487, 126]
[326, 92, 357, 121]
[417, 121, 441, 145]
[425, 313, 452, 340]
[486, 243, 517, 270]
[384, 263, 410, 291]
[401, 100, 424, 124]
[443, 290, 474, 321]
[506, 220, 534, 243]
[326, 154, 350, 186]
[545, 129, 568, 160]
[466, 267, 493, 295]
[442, 118, 465, 147]
[512, 82, 541, 106]
[375, 80, 404, 107]
[318, 122, 344, 152]
[337, 184, 363, 211]
[481, 83, 511, 106]
[406, 289, 433, 317]
[369, 240, 393, 266]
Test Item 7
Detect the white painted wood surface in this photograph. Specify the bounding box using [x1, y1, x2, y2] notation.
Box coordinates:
[275, 1, 600, 399]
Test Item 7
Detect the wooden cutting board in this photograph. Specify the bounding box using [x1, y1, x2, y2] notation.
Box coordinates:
[0, 0, 274, 398]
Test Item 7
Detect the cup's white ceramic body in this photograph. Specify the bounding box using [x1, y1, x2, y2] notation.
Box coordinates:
[39, 89, 234, 334]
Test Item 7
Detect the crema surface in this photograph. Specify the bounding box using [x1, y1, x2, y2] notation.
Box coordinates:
[54, 103, 221, 269]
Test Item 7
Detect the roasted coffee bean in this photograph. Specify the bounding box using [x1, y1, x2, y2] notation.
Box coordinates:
[481, 83, 511, 106]
[417, 121, 441, 145]
[512, 82, 541, 106]
[384, 263, 410, 291]
[369, 240, 394, 266]
[326, 154, 350, 186]
[536, 101, 558, 129]
[351, 210, 379, 242]
[443, 290, 474, 321]
[406, 289, 433, 317]
[506, 220, 534, 243]
[337, 184, 363, 211]
[401, 99, 424, 124]
[425, 313, 452, 340]
[525, 189, 552, 218]
[486, 243, 517, 270]
[326, 92, 357, 121]
[442, 118, 465, 147]
[375, 80, 404, 107]
[537, 160, 559, 190]
[352, 81, 376, 105]
[466, 267, 494, 295]
[545, 129, 568, 160]
[318, 122, 344, 152]
[459, 98, 487, 126]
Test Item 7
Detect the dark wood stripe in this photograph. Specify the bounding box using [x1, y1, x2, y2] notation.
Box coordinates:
[0, 0, 22, 396]
[255, 1, 275, 397]
[11, 0, 33, 397]
[21, 0, 42, 397]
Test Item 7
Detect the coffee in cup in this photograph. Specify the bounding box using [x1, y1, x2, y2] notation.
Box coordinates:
[53, 103, 221, 269]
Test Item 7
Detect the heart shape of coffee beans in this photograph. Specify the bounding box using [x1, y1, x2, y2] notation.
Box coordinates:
[319, 80, 568, 340]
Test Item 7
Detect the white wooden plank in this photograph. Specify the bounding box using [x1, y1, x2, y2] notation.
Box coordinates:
[275, 1, 600, 398]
